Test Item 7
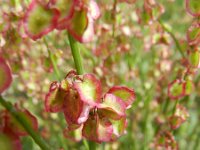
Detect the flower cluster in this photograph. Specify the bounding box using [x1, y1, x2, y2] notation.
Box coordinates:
[0, 105, 38, 150]
[45, 70, 135, 143]
[24, 0, 100, 42]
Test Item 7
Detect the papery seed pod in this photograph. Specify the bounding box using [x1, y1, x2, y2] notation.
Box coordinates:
[186, 22, 200, 46]
[108, 86, 135, 109]
[3, 108, 38, 136]
[24, 0, 60, 40]
[82, 114, 113, 143]
[97, 94, 126, 120]
[74, 73, 102, 107]
[0, 57, 12, 94]
[63, 89, 90, 124]
[168, 79, 185, 100]
[169, 104, 189, 130]
[51, 0, 74, 30]
[45, 81, 68, 112]
[154, 131, 178, 150]
[186, 0, 200, 17]
[188, 50, 200, 68]
[63, 125, 83, 142]
[0, 132, 22, 150]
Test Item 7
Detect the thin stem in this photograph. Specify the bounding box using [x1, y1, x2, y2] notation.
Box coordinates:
[158, 19, 185, 58]
[67, 32, 84, 75]
[0, 96, 50, 150]
[68, 33, 95, 149]
[112, 0, 118, 37]
[172, 100, 179, 115]
[43, 38, 61, 81]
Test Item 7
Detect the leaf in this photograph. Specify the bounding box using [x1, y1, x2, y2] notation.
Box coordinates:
[0, 57, 12, 94]
[74, 74, 102, 107]
[98, 94, 126, 120]
[108, 86, 135, 109]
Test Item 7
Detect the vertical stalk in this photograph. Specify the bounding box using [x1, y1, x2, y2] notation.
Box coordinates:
[158, 19, 185, 58]
[67, 33, 84, 75]
[68, 33, 96, 149]
[0, 96, 50, 150]
[43, 38, 61, 81]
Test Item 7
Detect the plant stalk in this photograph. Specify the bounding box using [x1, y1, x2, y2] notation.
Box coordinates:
[43, 38, 61, 81]
[67, 33, 84, 75]
[158, 19, 185, 58]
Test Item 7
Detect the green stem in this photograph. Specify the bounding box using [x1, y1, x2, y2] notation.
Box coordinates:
[172, 100, 179, 115]
[158, 19, 185, 58]
[0, 96, 50, 150]
[68, 33, 96, 149]
[67, 33, 84, 75]
[112, 0, 118, 37]
[43, 38, 61, 81]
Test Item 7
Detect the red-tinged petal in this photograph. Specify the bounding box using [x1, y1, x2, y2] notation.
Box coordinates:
[4, 109, 38, 136]
[63, 89, 89, 124]
[168, 79, 185, 100]
[63, 125, 83, 142]
[110, 117, 127, 141]
[0, 131, 22, 150]
[82, 114, 99, 142]
[67, 8, 95, 43]
[74, 74, 102, 107]
[186, 0, 200, 17]
[89, 0, 101, 20]
[45, 81, 67, 112]
[108, 86, 135, 109]
[97, 117, 113, 142]
[0, 57, 12, 94]
[98, 94, 126, 120]
[24, 0, 59, 40]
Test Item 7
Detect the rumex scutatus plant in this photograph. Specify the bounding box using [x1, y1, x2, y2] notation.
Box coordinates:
[0, 0, 200, 149]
